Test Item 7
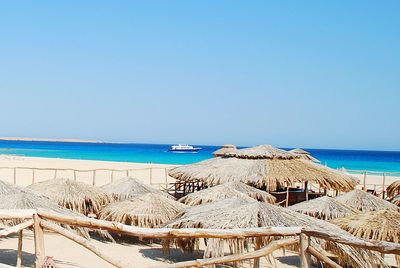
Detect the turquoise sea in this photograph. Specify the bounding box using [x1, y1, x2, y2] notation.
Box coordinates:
[0, 140, 399, 172]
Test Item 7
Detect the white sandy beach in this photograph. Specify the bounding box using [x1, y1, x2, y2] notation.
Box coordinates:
[0, 155, 398, 267]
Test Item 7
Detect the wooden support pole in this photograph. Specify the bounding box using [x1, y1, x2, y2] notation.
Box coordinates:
[17, 230, 23, 268]
[252, 237, 262, 268]
[149, 168, 153, 185]
[299, 233, 311, 268]
[0, 219, 34, 237]
[37, 208, 302, 239]
[74, 170, 77, 181]
[32, 169, 35, 184]
[382, 172, 386, 198]
[13, 168, 17, 185]
[33, 214, 45, 268]
[54, 169, 58, 179]
[164, 168, 168, 190]
[111, 170, 114, 183]
[286, 183, 290, 207]
[126, 170, 129, 177]
[150, 237, 298, 268]
[307, 245, 342, 268]
[92, 170, 96, 186]
[363, 171, 367, 191]
[305, 182, 309, 201]
[40, 220, 130, 268]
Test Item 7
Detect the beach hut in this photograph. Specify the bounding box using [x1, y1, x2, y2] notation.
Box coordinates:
[28, 178, 111, 216]
[289, 148, 320, 163]
[288, 196, 358, 220]
[386, 180, 400, 198]
[169, 145, 358, 194]
[212, 144, 237, 157]
[164, 198, 382, 267]
[101, 176, 173, 200]
[331, 209, 400, 265]
[99, 193, 186, 228]
[335, 189, 399, 212]
[179, 181, 276, 206]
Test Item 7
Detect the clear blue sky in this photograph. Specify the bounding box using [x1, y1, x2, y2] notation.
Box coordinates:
[0, 1, 399, 150]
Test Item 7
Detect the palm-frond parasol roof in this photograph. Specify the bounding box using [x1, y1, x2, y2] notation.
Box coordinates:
[169, 145, 358, 191]
[0, 179, 23, 195]
[289, 148, 320, 163]
[386, 180, 400, 198]
[331, 209, 400, 266]
[28, 178, 111, 215]
[391, 195, 400, 206]
[178, 181, 275, 206]
[335, 189, 399, 212]
[288, 196, 358, 220]
[101, 176, 173, 200]
[98, 193, 186, 228]
[164, 198, 384, 267]
[212, 144, 237, 157]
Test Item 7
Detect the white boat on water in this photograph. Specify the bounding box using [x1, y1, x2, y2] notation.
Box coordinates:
[168, 144, 202, 153]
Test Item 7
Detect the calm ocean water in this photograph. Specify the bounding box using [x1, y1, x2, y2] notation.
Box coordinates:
[0, 140, 399, 172]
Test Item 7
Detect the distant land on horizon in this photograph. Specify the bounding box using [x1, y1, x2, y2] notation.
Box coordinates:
[0, 137, 399, 153]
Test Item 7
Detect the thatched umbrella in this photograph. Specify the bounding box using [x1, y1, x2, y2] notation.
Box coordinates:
[335, 189, 399, 212]
[391, 195, 400, 206]
[179, 181, 276, 206]
[386, 180, 400, 198]
[101, 177, 173, 200]
[289, 148, 320, 163]
[0, 179, 23, 195]
[99, 193, 186, 228]
[331, 209, 400, 265]
[288, 196, 358, 220]
[164, 198, 383, 267]
[169, 145, 358, 192]
[212, 144, 237, 157]
[27, 178, 111, 216]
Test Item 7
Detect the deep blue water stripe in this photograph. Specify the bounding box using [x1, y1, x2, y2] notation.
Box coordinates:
[0, 140, 399, 172]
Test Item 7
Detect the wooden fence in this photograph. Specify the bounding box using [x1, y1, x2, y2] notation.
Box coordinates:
[0, 209, 399, 268]
[0, 166, 176, 189]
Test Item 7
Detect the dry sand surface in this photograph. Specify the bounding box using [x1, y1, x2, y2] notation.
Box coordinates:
[0, 155, 398, 267]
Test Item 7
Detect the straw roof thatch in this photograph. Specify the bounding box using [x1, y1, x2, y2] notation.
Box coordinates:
[331, 209, 400, 265]
[179, 182, 276, 206]
[164, 198, 384, 267]
[391, 195, 400, 206]
[335, 189, 399, 212]
[0, 180, 23, 195]
[212, 144, 237, 157]
[386, 180, 400, 198]
[289, 196, 358, 220]
[99, 193, 186, 228]
[289, 148, 320, 163]
[28, 179, 111, 215]
[101, 177, 173, 201]
[169, 145, 358, 192]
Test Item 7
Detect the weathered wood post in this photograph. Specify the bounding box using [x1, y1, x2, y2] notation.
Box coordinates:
[363, 171, 367, 191]
[149, 167, 153, 185]
[16, 229, 23, 267]
[253, 237, 262, 268]
[53, 169, 58, 179]
[74, 170, 77, 181]
[92, 170, 96, 186]
[164, 168, 168, 190]
[111, 170, 114, 183]
[32, 169, 36, 184]
[13, 168, 17, 185]
[300, 233, 311, 268]
[33, 214, 45, 268]
[382, 172, 386, 198]
[285, 183, 290, 207]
